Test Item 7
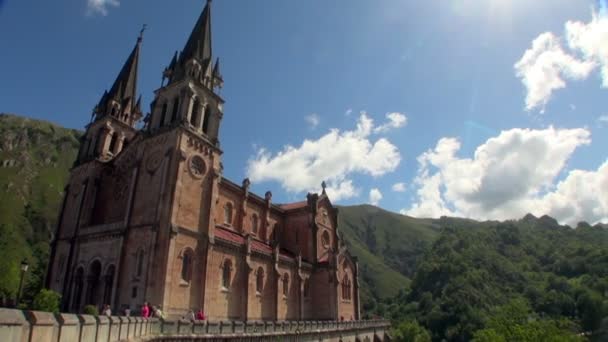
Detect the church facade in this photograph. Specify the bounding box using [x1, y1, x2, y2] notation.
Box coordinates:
[46, 1, 360, 321]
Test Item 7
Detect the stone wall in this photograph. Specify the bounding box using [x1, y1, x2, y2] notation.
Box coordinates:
[0, 308, 389, 342]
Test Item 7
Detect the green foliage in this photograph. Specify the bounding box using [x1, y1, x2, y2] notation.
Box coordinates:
[0, 113, 80, 306]
[392, 320, 432, 342]
[32, 289, 61, 313]
[83, 305, 99, 316]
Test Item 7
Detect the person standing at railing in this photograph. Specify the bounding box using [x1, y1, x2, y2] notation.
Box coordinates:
[196, 309, 206, 320]
[141, 302, 150, 318]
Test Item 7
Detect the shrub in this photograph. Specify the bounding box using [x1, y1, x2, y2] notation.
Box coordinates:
[32, 289, 61, 313]
[83, 305, 99, 316]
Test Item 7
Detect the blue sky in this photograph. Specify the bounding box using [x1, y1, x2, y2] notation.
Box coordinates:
[1, 0, 607, 225]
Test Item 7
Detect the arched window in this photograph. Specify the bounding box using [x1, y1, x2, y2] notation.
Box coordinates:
[224, 203, 233, 225]
[136, 249, 145, 277]
[322, 230, 331, 249]
[342, 275, 351, 300]
[251, 214, 259, 236]
[303, 279, 310, 298]
[282, 273, 289, 296]
[110, 106, 117, 117]
[72, 267, 84, 311]
[108, 133, 117, 154]
[256, 267, 264, 294]
[202, 106, 211, 134]
[181, 249, 193, 283]
[222, 259, 232, 289]
[85, 260, 102, 306]
[272, 224, 281, 244]
[171, 97, 180, 123]
[190, 98, 200, 127]
[103, 265, 115, 306]
[159, 102, 168, 127]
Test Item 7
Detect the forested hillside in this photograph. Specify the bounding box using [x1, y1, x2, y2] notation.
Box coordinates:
[0, 113, 80, 305]
[0, 114, 606, 340]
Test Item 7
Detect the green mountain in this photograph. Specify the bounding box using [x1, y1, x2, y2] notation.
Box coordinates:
[0, 114, 606, 341]
[0, 113, 80, 305]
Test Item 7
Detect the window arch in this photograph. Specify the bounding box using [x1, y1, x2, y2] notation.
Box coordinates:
[136, 249, 145, 277]
[282, 273, 289, 296]
[202, 106, 211, 134]
[171, 97, 180, 123]
[181, 249, 193, 283]
[256, 267, 264, 294]
[159, 102, 168, 127]
[251, 214, 259, 236]
[342, 275, 351, 300]
[190, 98, 200, 127]
[303, 278, 310, 298]
[103, 265, 115, 306]
[222, 259, 232, 289]
[224, 203, 233, 225]
[322, 230, 331, 249]
[108, 133, 117, 154]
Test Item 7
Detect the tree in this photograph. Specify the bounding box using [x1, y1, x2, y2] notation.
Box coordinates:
[392, 320, 431, 342]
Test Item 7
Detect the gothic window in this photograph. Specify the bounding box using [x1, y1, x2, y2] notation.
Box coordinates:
[72, 267, 84, 311]
[160, 102, 168, 127]
[222, 259, 232, 289]
[95, 129, 105, 154]
[85, 260, 102, 306]
[303, 279, 310, 298]
[181, 249, 193, 283]
[282, 273, 289, 296]
[190, 98, 200, 127]
[202, 106, 211, 134]
[108, 133, 117, 154]
[251, 214, 259, 236]
[224, 203, 233, 225]
[342, 275, 351, 301]
[136, 249, 145, 277]
[256, 267, 264, 294]
[171, 98, 180, 123]
[103, 265, 115, 306]
[322, 230, 331, 249]
[111, 106, 117, 117]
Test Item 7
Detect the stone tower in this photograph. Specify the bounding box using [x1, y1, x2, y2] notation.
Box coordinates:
[47, 0, 360, 320]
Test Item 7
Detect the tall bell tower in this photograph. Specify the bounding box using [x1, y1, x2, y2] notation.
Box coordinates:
[147, 0, 224, 147]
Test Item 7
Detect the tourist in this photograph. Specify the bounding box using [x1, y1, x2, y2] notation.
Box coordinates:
[141, 302, 150, 318]
[103, 304, 112, 317]
[154, 305, 165, 319]
[187, 309, 195, 321]
[124, 307, 131, 317]
[196, 309, 206, 320]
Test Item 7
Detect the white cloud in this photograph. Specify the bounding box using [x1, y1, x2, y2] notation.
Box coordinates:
[247, 112, 401, 202]
[374, 112, 408, 133]
[345, 109, 353, 116]
[515, 11, 608, 111]
[305, 113, 320, 129]
[514, 32, 594, 112]
[87, 0, 119, 16]
[392, 182, 407, 192]
[369, 188, 383, 206]
[402, 127, 607, 225]
[599, 115, 608, 123]
[566, 12, 608, 87]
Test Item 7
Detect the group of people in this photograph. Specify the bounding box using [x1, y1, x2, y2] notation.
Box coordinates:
[140, 302, 166, 319]
[97, 302, 206, 320]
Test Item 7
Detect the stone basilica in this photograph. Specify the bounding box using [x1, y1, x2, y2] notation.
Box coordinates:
[46, 0, 360, 321]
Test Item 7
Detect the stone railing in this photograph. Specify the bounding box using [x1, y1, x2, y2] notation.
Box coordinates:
[0, 308, 390, 342]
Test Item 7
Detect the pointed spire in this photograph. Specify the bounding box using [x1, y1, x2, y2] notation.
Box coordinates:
[212, 57, 222, 80]
[94, 27, 144, 124]
[180, 0, 212, 65]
